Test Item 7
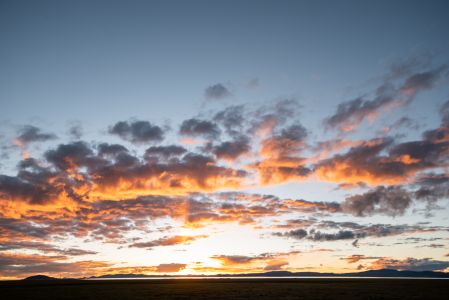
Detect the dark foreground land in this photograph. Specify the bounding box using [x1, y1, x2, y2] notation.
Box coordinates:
[1, 278, 449, 300]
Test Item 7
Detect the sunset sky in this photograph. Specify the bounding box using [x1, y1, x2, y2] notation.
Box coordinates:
[1, 0, 449, 279]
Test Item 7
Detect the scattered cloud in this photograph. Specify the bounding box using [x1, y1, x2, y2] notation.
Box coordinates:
[129, 235, 208, 249]
[205, 83, 231, 100]
[109, 120, 165, 144]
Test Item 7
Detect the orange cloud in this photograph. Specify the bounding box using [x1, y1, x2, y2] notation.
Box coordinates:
[129, 235, 208, 249]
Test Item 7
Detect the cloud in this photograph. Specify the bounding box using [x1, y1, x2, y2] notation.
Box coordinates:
[68, 123, 83, 139]
[274, 228, 308, 239]
[144, 145, 187, 160]
[314, 138, 404, 185]
[1, 139, 250, 203]
[0, 163, 65, 205]
[155, 263, 187, 273]
[205, 83, 231, 100]
[325, 64, 447, 132]
[399, 66, 447, 96]
[307, 230, 359, 241]
[325, 92, 398, 133]
[378, 117, 420, 135]
[260, 124, 307, 158]
[109, 120, 165, 144]
[0, 240, 97, 256]
[179, 118, 221, 140]
[250, 99, 301, 138]
[0, 252, 110, 278]
[273, 221, 432, 242]
[211, 254, 268, 265]
[3, 91, 449, 278]
[371, 257, 449, 271]
[15, 125, 56, 145]
[263, 260, 288, 271]
[210, 136, 251, 161]
[208, 251, 298, 273]
[129, 235, 208, 249]
[414, 173, 449, 206]
[45, 141, 97, 170]
[2, 191, 345, 245]
[341, 255, 382, 264]
[213, 105, 245, 137]
[0, 251, 187, 278]
[255, 123, 310, 185]
[341, 186, 412, 217]
[13, 125, 57, 159]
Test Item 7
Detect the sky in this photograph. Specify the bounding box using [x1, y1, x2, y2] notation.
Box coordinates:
[1, 0, 449, 279]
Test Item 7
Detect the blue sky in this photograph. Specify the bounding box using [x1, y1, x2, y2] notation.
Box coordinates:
[1, 0, 449, 279]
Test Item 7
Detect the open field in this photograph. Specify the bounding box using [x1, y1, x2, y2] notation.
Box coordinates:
[1, 278, 448, 300]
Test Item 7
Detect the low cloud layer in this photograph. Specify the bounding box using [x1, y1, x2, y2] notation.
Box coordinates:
[1, 58, 449, 279]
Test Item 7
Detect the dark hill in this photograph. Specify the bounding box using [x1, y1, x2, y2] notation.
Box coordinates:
[23, 275, 58, 280]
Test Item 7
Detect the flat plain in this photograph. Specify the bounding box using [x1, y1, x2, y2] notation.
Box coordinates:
[1, 278, 449, 300]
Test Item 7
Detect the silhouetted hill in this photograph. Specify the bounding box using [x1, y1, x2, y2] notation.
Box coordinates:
[23, 275, 58, 280]
[95, 273, 159, 279]
[347, 269, 449, 278]
[91, 269, 449, 279]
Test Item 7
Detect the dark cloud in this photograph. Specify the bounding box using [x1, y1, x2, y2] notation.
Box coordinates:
[0, 217, 51, 238]
[399, 66, 447, 96]
[45, 141, 99, 170]
[261, 124, 307, 157]
[0, 164, 63, 205]
[213, 105, 245, 137]
[15, 125, 56, 145]
[2, 137, 249, 205]
[0, 252, 109, 278]
[273, 221, 430, 242]
[274, 228, 307, 239]
[372, 257, 449, 271]
[97, 143, 129, 157]
[324, 89, 396, 132]
[390, 140, 449, 167]
[250, 99, 301, 136]
[205, 83, 231, 100]
[211, 253, 275, 266]
[179, 118, 221, 139]
[414, 173, 449, 204]
[308, 230, 359, 241]
[211, 136, 251, 161]
[144, 145, 187, 160]
[342, 186, 412, 217]
[0, 240, 97, 256]
[325, 64, 447, 132]
[109, 120, 165, 144]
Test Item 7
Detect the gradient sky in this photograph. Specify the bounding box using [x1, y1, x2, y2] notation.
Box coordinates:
[1, 0, 449, 279]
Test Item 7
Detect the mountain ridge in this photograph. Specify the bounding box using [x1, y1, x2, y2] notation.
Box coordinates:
[91, 269, 449, 279]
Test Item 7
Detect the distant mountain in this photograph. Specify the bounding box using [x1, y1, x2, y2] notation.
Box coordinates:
[345, 269, 449, 278]
[95, 273, 161, 279]
[91, 269, 449, 279]
[23, 275, 58, 280]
